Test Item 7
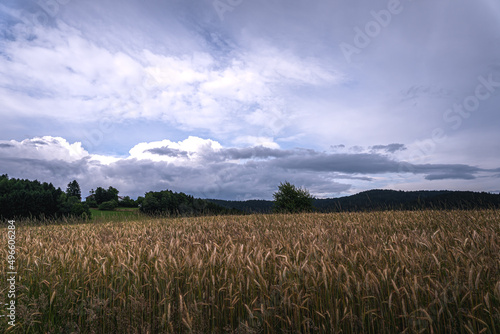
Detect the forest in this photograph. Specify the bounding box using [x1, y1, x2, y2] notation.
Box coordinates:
[0, 175, 90, 219]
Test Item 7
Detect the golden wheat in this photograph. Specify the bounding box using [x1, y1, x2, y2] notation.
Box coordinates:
[0, 210, 499, 333]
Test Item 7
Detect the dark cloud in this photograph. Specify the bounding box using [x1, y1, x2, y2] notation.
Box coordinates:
[30, 140, 49, 145]
[0, 143, 13, 148]
[335, 175, 374, 181]
[145, 146, 293, 162]
[89, 153, 500, 199]
[411, 164, 482, 176]
[371, 144, 407, 153]
[270, 152, 402, 174]
[92, 158, 347, 200]
[218, 146, 293, 160]
[425, 173, 476, 181]
[146, 147, 188, 157]
[269, 150, 493, 182]
[0, 157, 90, 184]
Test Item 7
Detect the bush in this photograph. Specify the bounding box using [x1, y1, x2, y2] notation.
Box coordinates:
[71, 202, 92, 219]
[98, 200, 118, 211]
[86, 198, 98, 208]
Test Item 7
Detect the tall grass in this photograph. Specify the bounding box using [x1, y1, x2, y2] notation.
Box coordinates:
[1, 210, 499, 333]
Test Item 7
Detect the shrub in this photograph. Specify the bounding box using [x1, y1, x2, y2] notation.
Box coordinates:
[70, 202, 92, 219]
[86, 198, 98, 208]
[98, 200, 118, 211]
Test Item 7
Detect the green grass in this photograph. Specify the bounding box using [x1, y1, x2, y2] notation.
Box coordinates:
[89, 207, 143, 221]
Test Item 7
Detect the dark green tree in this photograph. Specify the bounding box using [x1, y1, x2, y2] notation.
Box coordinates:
[141, 194, 161, 214]
[66, 180, 81, 200]
[107, 186, 119, 202]
[94, 187, 106, 205]
[86, 198, 98, 208]
[139, 189, 235, 216]
[273, 181, 315, 213]
[59, 193, 91, 218]
[119, 196, 137, 208]
[94, 186, 119, 205]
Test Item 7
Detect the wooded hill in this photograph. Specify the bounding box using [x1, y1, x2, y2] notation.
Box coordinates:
[208, 189, 500, 213]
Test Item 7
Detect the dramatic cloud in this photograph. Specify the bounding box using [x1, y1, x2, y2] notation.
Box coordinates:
[0, 136, 497, 200]
[1, 0, 499, 197]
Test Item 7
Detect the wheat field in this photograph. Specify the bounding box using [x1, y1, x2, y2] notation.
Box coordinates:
[1, 210, 499, 333]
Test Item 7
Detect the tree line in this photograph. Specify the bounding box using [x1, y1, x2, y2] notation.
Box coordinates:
[0, 175, 90, 219]
[4, 174, 497, 221]
[0, 175, 239, 220]
[140, 189, 240, 216]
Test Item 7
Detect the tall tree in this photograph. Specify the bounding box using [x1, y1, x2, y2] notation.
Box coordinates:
[107, 186, 119, 202]
[273, 181, 315, 213]
[94, 186, 119, 205]
[66, 180, 81, 200]
[94, 187, 106, 205]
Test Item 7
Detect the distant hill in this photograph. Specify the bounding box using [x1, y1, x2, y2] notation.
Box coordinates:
[208, 190, 500, 213]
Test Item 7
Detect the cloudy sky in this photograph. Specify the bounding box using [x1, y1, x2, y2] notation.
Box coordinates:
[1, 0, 499, 200]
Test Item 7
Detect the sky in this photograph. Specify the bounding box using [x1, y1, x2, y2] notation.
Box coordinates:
[0, 0, 499, 200]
